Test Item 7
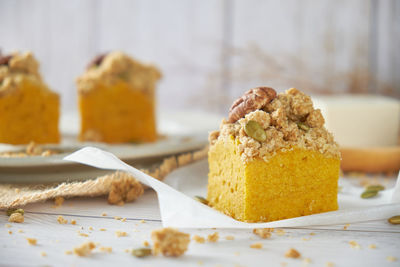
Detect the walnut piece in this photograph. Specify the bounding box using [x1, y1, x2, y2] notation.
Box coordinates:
[151, 227, 190, 257]
[108, 172, 144, 205]
[228, 87, 277, 123]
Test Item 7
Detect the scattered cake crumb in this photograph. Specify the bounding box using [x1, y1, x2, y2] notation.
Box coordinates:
[250, 242, 263, 249]
[151, 227, 190, 257]
[349, 240, 361, 249]
[73, 241, 96, 257]
[325, 262, 334, 267]
[41, 252, 47, 257]
[99, 247, 112, 253]
[121, 218, 127, 222]
[276, 229, 286, 236]
[8, 213, 24, 223]
[89, 226, 94, 231]
[18, 229, 24, 233]
[57, 216, 68, 224]
[387, 256, 398, 262]
[124, 249, 130, 253]
[100, 228, 106, 231]
[303, 258, 312, 265]
[8, 230, 12, 235]
[26, 238, 37, 245]
[368, 244, 376, 249]
[285, 248, 301, 258]
[140, 219, 146, 223]
[302, 237, 311, 241]
[115, 231, 128, 237]
[309, 232, 316, 236]
[143, 240, 150, 247]
[54, 196, 64, 207]
[343, 224, 350, 230]
[78, 232, 89, 237]
[5, 224, 11, 228]
[101, 212, 107, 216]
[65, 250, 73, 255]
[71, 220, 77, 225]
[225, 235, 235, 240]
[193, 235, 205, 243]
[253, 228, 273, 239]
[114, 216, 122, 220]
[207, 232, 219, 243]
[108, 172, 144, 205]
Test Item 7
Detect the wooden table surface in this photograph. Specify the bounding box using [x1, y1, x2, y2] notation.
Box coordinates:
[1, 189, 399, 267]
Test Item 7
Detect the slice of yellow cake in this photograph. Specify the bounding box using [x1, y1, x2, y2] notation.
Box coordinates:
[0, 52, 60, 145]
[207, 87, 340, 222]
[76, 51, 161, 143]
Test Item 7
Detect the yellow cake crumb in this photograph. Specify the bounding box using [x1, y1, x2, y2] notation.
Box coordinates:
[303, 258, 312, 265]
[101, 212, 107, 216]
[99, 228, 106, 231]
[349, 240, 361, 249]
[108, 172, 144, 205]
[368, 244, 376, 249]
[115, 231, 128, 237]
[8, 230, 12, 234]
[302, 237, 311, 241]
[65, 250, 73, 255]
[114, 216, 122, 220]
[8, 213, 24, 223]
[121, 218, 127, 222]
[285, 248, 301, 258]
[309, 233, 316, 236]
[387, 256, 398, 262]
[276, 229, 286, 236]
[71, 220, 77, 225]
[57, 215, 68, 224]
[18, 229, 24, 233]
[78, 232, 89, 237]
[41, 252, 47, 257]
[253, 228, 273, 239]
[250, 242, 263, 249]
[73, 241, 96, 257]
[343, 224, 350, 230]
[193, 235, 205, 243]
[140, 219, 146, 223]
[26, 238, 37, 245]
[5, 224, 11, 228]
[54, 196, 64, 207]
[325, 262, 334, 267]
[89, 226, 93, 231]
[207, 232, 219, 243]
[124, 249, 130, 253]
[225, 235, 235, 240]
[99, 246, 112, 253]
[151, 227, 190, 257]
[143, 240, 150, 247]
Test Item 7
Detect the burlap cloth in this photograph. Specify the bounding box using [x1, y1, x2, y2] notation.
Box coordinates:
[0, 147, 208, 209]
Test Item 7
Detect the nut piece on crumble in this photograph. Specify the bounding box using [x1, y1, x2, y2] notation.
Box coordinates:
[108, 172, 144, 205]
[151, 227, 190, 257]
[73, 241, 96, 257]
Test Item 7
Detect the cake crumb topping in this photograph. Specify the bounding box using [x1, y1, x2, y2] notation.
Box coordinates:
[151, 227, 190, 257]
[210, 87, 339, 162]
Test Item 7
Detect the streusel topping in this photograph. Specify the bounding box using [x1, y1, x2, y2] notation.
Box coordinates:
[209, 87, 340, 162]
[0, 51, 46, 96]
[76, 51, 161, 96]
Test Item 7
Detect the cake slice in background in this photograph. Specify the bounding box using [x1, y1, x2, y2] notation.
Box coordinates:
[207, 87, 340, 222]
[0, 51, 60, 145]
[76, 51, 161, 143]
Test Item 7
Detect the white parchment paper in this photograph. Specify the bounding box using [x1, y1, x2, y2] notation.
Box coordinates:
[64, 147, 400, 228]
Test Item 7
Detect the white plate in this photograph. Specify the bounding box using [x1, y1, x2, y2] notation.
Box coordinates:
[0, 111, 222, 183]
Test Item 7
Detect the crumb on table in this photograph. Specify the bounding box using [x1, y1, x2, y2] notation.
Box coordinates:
[26, 238, 37, 245]
[57, 215, 68, 224]
[253, 228, 273, 239]
[115, 231, 128, 237]
[8, 213, 24, 223]
[73, 241, 96, 257]
[54, 196, 64, 207]
[193, 235, 205, 243]
[250, 243, 263, 249]
[107, 172, 144, 205]
[285, 248, 301, 259]
[151, 227, 190, 257]
[207, 232, 219, 243]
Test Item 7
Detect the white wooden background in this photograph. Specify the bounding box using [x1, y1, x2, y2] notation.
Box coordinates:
[0, 0, 399, 114]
